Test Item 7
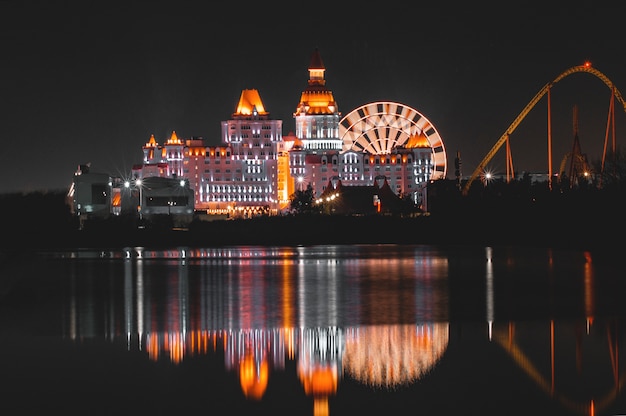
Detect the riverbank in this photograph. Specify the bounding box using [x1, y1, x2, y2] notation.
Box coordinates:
[2, 189, 622, 254]
[11, 212, 618, 255]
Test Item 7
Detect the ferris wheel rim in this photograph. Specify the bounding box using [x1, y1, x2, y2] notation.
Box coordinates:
[339, 101, 447, 179]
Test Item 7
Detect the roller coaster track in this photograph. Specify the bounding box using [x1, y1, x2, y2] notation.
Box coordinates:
[462, 63, 626, 195]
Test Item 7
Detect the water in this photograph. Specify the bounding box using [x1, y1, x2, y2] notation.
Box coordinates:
[1, 244, 625, 415]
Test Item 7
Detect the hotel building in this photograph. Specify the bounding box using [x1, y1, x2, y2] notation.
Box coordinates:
[131, 49, 447, 217]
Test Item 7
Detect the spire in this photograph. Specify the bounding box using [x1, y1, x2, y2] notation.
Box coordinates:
[308, 48, 326, 87]
[309, 48, 325, 70]
[167, 130, 181, 144]
[146, 134, 157, 147]
[295, 49, 338, 117]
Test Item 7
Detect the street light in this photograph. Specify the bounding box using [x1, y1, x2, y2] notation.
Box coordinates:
[135, 178, 143, 220]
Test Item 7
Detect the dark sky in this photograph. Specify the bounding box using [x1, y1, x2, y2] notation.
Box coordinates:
[3, 2, 625, 193]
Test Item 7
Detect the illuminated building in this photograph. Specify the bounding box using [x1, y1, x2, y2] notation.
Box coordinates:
[135, 90, 285, 218]
[67, 163, 112, 227]
[131, 49, 447, 216]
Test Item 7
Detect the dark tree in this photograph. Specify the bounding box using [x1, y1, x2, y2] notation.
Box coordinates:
[289, 184, 318, 214]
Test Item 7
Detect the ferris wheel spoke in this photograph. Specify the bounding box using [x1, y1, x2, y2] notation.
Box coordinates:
[339, 101, 447, 179]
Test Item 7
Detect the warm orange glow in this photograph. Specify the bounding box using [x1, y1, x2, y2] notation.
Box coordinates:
[146, 134, 157, 147]
[188, 147, 205, 157]
[406, 132, 430, 148]
[343, 324, 449, 388]
[239, 353, 269, 400]
[168, 332, 184, 364]
[111, 192, 121, 207]
[166, 130, 182, 144]
[297, 91, 337, 115]
[584, 61, 592, 68]
[584, 253, 595, 321]
[147, 333, 160, 361]
[235, 89, 268, 116]
[301, 367, 338, 396]
[313, 397, 329, 416]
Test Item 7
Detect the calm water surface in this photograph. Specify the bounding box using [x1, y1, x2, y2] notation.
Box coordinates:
[1, 244, 625, 415]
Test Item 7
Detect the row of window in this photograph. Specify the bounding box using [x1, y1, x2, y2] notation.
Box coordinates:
[203, 194, 272, 203]
[233, 140, 275, 147]
[204, 185, 272, 193]
[231, 134, 275, 140]
[203, 152, 277, 161]
[201, 176, 269, 183]
[230, 124, 277, 130]
[317, 174, 417, 182]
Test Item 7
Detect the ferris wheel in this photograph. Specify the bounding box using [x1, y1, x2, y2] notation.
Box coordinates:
[339, 101, 447, 179]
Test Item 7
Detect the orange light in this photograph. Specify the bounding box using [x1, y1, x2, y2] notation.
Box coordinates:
[584, 61, 592, 68]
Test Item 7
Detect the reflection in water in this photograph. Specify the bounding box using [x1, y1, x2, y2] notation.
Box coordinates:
[61, 245, 450, 415]
[491, 320, 620, 416]
[485, 247, 618, 416]
[486, 246, 494, 339]
[344, 324, 449, 387]
[44, 245, 625, 415]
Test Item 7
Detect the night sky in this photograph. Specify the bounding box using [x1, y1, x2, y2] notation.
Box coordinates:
[3, 2, 625, 194]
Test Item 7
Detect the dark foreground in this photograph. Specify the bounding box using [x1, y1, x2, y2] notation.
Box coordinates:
[2, 189, 623, 254]
[10, 213, 620, 256]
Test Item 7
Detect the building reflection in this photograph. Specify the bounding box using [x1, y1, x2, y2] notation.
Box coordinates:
[63, 246, 450, 415]
[61, 246, 622, 416]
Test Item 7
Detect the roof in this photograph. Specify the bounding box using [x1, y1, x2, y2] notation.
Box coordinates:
[166, 131, 182, 145]
[234, 89, 268, 116]
[294, 49, 338, 117]
[318, 178, 406, 215]
[405, 132, 431, 148]
[283, 132, 304, 150]
[146, 134, 158, 147]
[309, 48, 325, 70]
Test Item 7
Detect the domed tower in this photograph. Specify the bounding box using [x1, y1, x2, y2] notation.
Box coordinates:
[290, 49, 343, 197]
[294, 49, 342, 152]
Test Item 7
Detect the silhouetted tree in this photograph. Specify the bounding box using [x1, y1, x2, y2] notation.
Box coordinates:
[594, 147, 626, 190]
[289, 184, 318, 214]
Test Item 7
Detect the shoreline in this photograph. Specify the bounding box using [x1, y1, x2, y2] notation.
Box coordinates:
[9, 214, 617, 255]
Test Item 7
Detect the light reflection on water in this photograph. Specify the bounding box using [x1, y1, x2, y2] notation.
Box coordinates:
[2, 244, 626, 415]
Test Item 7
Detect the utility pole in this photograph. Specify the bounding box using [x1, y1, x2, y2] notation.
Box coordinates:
[454, 151, 462, 191]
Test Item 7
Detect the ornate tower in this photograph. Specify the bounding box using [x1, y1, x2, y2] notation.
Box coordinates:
[294, 49, 342, 152]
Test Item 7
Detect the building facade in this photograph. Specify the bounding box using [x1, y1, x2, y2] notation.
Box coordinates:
[130, 49, 447, 217]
